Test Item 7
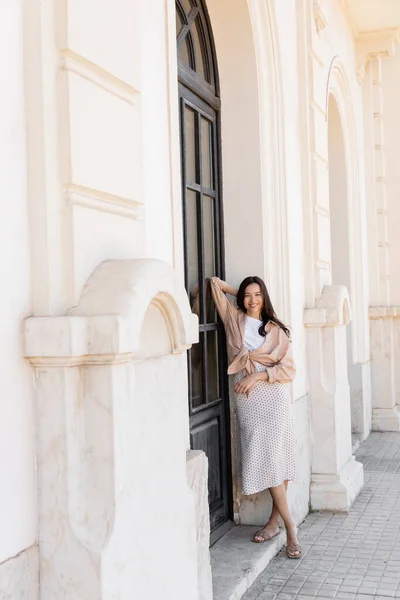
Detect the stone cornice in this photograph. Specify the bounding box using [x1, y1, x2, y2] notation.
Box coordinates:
[355, 28, 400, 83]
[369, 306, 400, 319]
[24, 259, 199, 364]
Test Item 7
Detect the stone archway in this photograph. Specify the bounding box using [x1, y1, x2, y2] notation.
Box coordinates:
[327, 63, 372, 441]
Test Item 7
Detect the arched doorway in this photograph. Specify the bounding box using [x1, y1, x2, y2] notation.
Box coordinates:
[175, 0, 232, 543]
[328, 93, 359, 435]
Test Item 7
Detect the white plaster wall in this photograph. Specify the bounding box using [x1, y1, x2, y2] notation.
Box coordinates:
[24, 0, 152, 314]
[0, 0, 37, 565]
[67, 0, 180, 298]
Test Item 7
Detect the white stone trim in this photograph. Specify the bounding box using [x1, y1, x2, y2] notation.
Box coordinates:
[369, 306, 400, 319]
[59, 49, 139, 105]
[65, 184, 144, 220]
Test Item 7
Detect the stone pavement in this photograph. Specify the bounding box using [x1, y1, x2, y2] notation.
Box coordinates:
[242, 432, 400, 600]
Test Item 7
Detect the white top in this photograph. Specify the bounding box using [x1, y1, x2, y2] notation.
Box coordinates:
[243, 315, 265, 351]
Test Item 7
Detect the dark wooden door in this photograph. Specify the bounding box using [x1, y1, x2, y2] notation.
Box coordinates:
[176, 0, 233, 544]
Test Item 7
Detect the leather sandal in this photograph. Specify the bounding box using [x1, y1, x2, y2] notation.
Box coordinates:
[286, 542, 302, 559]
[252, 527, 280, 543]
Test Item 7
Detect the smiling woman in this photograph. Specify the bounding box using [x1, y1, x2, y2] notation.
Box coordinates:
[210, 276, 301, 558]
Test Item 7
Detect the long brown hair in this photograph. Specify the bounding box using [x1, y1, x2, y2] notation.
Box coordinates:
[236, 276, 290, 338]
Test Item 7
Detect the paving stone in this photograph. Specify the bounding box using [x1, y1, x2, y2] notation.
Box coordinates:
[242, 433, 400, 600]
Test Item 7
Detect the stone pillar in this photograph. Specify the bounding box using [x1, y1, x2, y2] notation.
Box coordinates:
[361, 53, 400, 432]
[24, 259, 209, 600]
[369, 308, 400, 430]
[305, 285, 364, 511]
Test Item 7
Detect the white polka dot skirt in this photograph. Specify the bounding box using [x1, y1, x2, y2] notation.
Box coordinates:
[234, 364, 296, 496]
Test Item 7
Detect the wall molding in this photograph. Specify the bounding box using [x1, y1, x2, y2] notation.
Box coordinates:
[316, 259, 331, 271]
[65, 184, 144, 220]
[59, 49, 140, 105]
[310, 49, 324, 68]
[313, 0, 328, 35]
[311, 99, 327, 118]
[314, 204, 330, 218]
[312, 151, 329, 167]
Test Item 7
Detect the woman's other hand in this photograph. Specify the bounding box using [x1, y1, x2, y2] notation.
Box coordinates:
[235, 373, 259, 397]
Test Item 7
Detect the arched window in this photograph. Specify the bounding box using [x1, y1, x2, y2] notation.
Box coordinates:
[176, 0, 232, 544]
[176, 0, 219, 104]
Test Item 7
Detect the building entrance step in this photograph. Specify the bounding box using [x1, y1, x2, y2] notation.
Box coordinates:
[210, 525, 285, 600]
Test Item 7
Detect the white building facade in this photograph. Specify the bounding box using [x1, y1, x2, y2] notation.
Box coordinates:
[1, 0, 400, 598]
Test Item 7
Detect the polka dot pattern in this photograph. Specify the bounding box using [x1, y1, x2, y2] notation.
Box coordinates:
[234, 364, 296, 495]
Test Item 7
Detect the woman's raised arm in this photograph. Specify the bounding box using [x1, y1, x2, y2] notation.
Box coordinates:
[210, 277, 238, 325]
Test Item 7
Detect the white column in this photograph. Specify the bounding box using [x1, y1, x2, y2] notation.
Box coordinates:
[364, 56, 400, 430]
[305, 286, 364, 511]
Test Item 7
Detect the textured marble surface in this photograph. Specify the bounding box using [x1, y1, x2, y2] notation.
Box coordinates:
[0, 545, 39, 600]
[186, 450, 213, 600]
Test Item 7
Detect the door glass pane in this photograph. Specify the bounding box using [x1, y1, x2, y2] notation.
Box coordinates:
[182, 0, 192, 13]
[184, 106, 197, 183]
[186, 189, 199, 300]
[201, 118, 213, 189]
[204, 278, 216, 324]
[207, 331, 220, 402]
[179, 34, 194, 70]
[191, 335, 204, 409]
[203, 195, 217, 323]
[203, 195, 215, 280]
[192, 17, 208, 82]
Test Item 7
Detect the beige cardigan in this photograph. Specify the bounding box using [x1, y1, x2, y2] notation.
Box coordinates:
[211, 279, 296, 384]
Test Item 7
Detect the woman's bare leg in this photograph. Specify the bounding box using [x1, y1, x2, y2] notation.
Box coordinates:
[269, 482, 300, 557]
[252, 481, 288, 542]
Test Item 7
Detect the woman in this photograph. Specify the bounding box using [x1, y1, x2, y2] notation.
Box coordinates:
[210, 276, 301, 559]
